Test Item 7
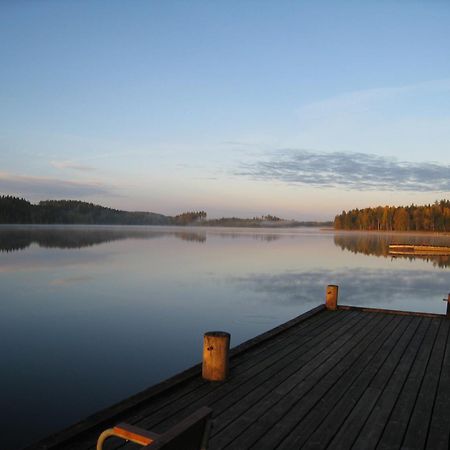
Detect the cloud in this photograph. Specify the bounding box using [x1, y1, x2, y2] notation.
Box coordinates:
[237, 150, 450, 192]
[292, 78, 450, 158]
[298, 79, 450, 122]
[0, 172, 114, 197]
[297, 81, 444, 125]
[50, 160, 96, 171]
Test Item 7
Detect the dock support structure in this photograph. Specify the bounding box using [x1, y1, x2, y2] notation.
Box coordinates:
[202, 331, 230, 381]
[326, 285, 339, 310]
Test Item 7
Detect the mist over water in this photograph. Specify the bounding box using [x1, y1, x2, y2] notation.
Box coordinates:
[0, 225, 448, 448]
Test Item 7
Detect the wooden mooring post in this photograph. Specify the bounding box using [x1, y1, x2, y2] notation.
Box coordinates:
[202, 331, 230, 381]
[326, 284, 339, 310]
[444, 293, 450, 318]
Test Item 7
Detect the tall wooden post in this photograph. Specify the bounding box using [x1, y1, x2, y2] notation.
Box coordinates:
[326, 285, 339, 311]
[202, 331, 230, 381]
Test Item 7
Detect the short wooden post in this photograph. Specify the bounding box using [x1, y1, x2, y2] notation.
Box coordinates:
[326, 285, 339, 311]
[202, 331, 230, 381]
[445, 293, 450, 319]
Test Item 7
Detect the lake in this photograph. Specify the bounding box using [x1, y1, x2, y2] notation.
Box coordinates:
[0, 225, 449, 448]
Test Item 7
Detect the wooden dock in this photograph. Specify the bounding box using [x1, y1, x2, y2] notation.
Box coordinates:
[28, 289, 450, 450]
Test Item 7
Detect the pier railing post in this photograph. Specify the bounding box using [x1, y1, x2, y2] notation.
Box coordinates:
[202, 331, 230, 381]
[445, 293, 450, 319]
[326, 285, 339, 311]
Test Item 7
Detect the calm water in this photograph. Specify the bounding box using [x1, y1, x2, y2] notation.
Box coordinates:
[1, 225, 449, 448]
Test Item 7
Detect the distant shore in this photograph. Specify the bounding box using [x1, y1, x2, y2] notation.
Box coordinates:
[0, 195, 333, 228]
[332, 229, 450, 237]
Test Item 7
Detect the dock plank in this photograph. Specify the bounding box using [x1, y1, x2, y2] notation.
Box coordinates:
[376, 318, 442, 450]
[401, 318, 449, 450]
[236, 314, 400, 449]
[210, 312, 387, 448]
[426, 320, 450, 450]
[351, 317, 431, 450]
[316, 316, 421, 449]
[271, 315, 415, 450]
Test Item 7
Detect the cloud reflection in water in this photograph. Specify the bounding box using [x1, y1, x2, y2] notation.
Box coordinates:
[233, 268, 449, 313]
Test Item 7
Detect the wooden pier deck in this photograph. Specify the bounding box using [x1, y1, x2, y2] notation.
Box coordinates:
[29, 297, 450, 450]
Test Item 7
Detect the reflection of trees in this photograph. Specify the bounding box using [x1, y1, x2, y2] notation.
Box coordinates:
[214, 232, 281, 242]
[176, 232, 206, 243]
[0, 227, 208, 252]
[334, 232, 450, 268]
[0, 226, 286, 252]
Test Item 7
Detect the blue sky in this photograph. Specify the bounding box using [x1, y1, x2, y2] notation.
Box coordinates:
[1, 1, 450, 219]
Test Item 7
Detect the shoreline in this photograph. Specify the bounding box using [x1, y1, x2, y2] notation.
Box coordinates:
[0, 223, 450, 237]
[333, 229, 450, 237]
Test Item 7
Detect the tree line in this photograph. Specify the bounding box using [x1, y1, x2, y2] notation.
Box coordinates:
[0, 195, 333, 227]
[172, 211, 207, 225]
[0, 196, 206, 226]
[334, 200, 450, 232]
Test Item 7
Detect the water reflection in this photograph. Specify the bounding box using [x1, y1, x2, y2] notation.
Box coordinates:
[0, 226, 208, 251]
[233, 268, 449, 311]
[1, 225, 449, 448]
[213, 231, 281, 242]
[0, 226, 287, 252]
[334, 232, 450, 268]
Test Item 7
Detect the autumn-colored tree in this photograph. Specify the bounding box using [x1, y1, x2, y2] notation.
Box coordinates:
[334, 200, 450, 232]
[393, 207, 409, 231]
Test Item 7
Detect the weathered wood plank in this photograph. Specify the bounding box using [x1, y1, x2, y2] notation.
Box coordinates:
[351, 317, 431, 450]
[401, 319, 449, 450]
[376, 318, 442, 450]
[210, 312, 386, 448]
[249, 315, 411, 450]
[272, 315, 418, 450]
[426, 321, 450, 450]
[319, 316, 422, 449]
[339, 304, 444, 318]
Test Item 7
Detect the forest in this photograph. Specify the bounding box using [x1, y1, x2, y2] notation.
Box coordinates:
[334, 200, 450, 232]
[0, 195, 332, 227]
[0, 195, 205, 225]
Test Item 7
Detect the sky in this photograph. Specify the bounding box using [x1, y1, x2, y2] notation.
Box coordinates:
[1, 0, 450, 220]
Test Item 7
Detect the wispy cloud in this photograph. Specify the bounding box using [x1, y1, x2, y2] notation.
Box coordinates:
[293, 79, 450, 158]
[298, 79, 450, 123]
[0, 172, 114, 197]
[237, 150, 450, 192]
[50, 160, 96, 171]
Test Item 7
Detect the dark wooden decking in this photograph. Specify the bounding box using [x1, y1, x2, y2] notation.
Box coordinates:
[29, 305, 450, 450]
